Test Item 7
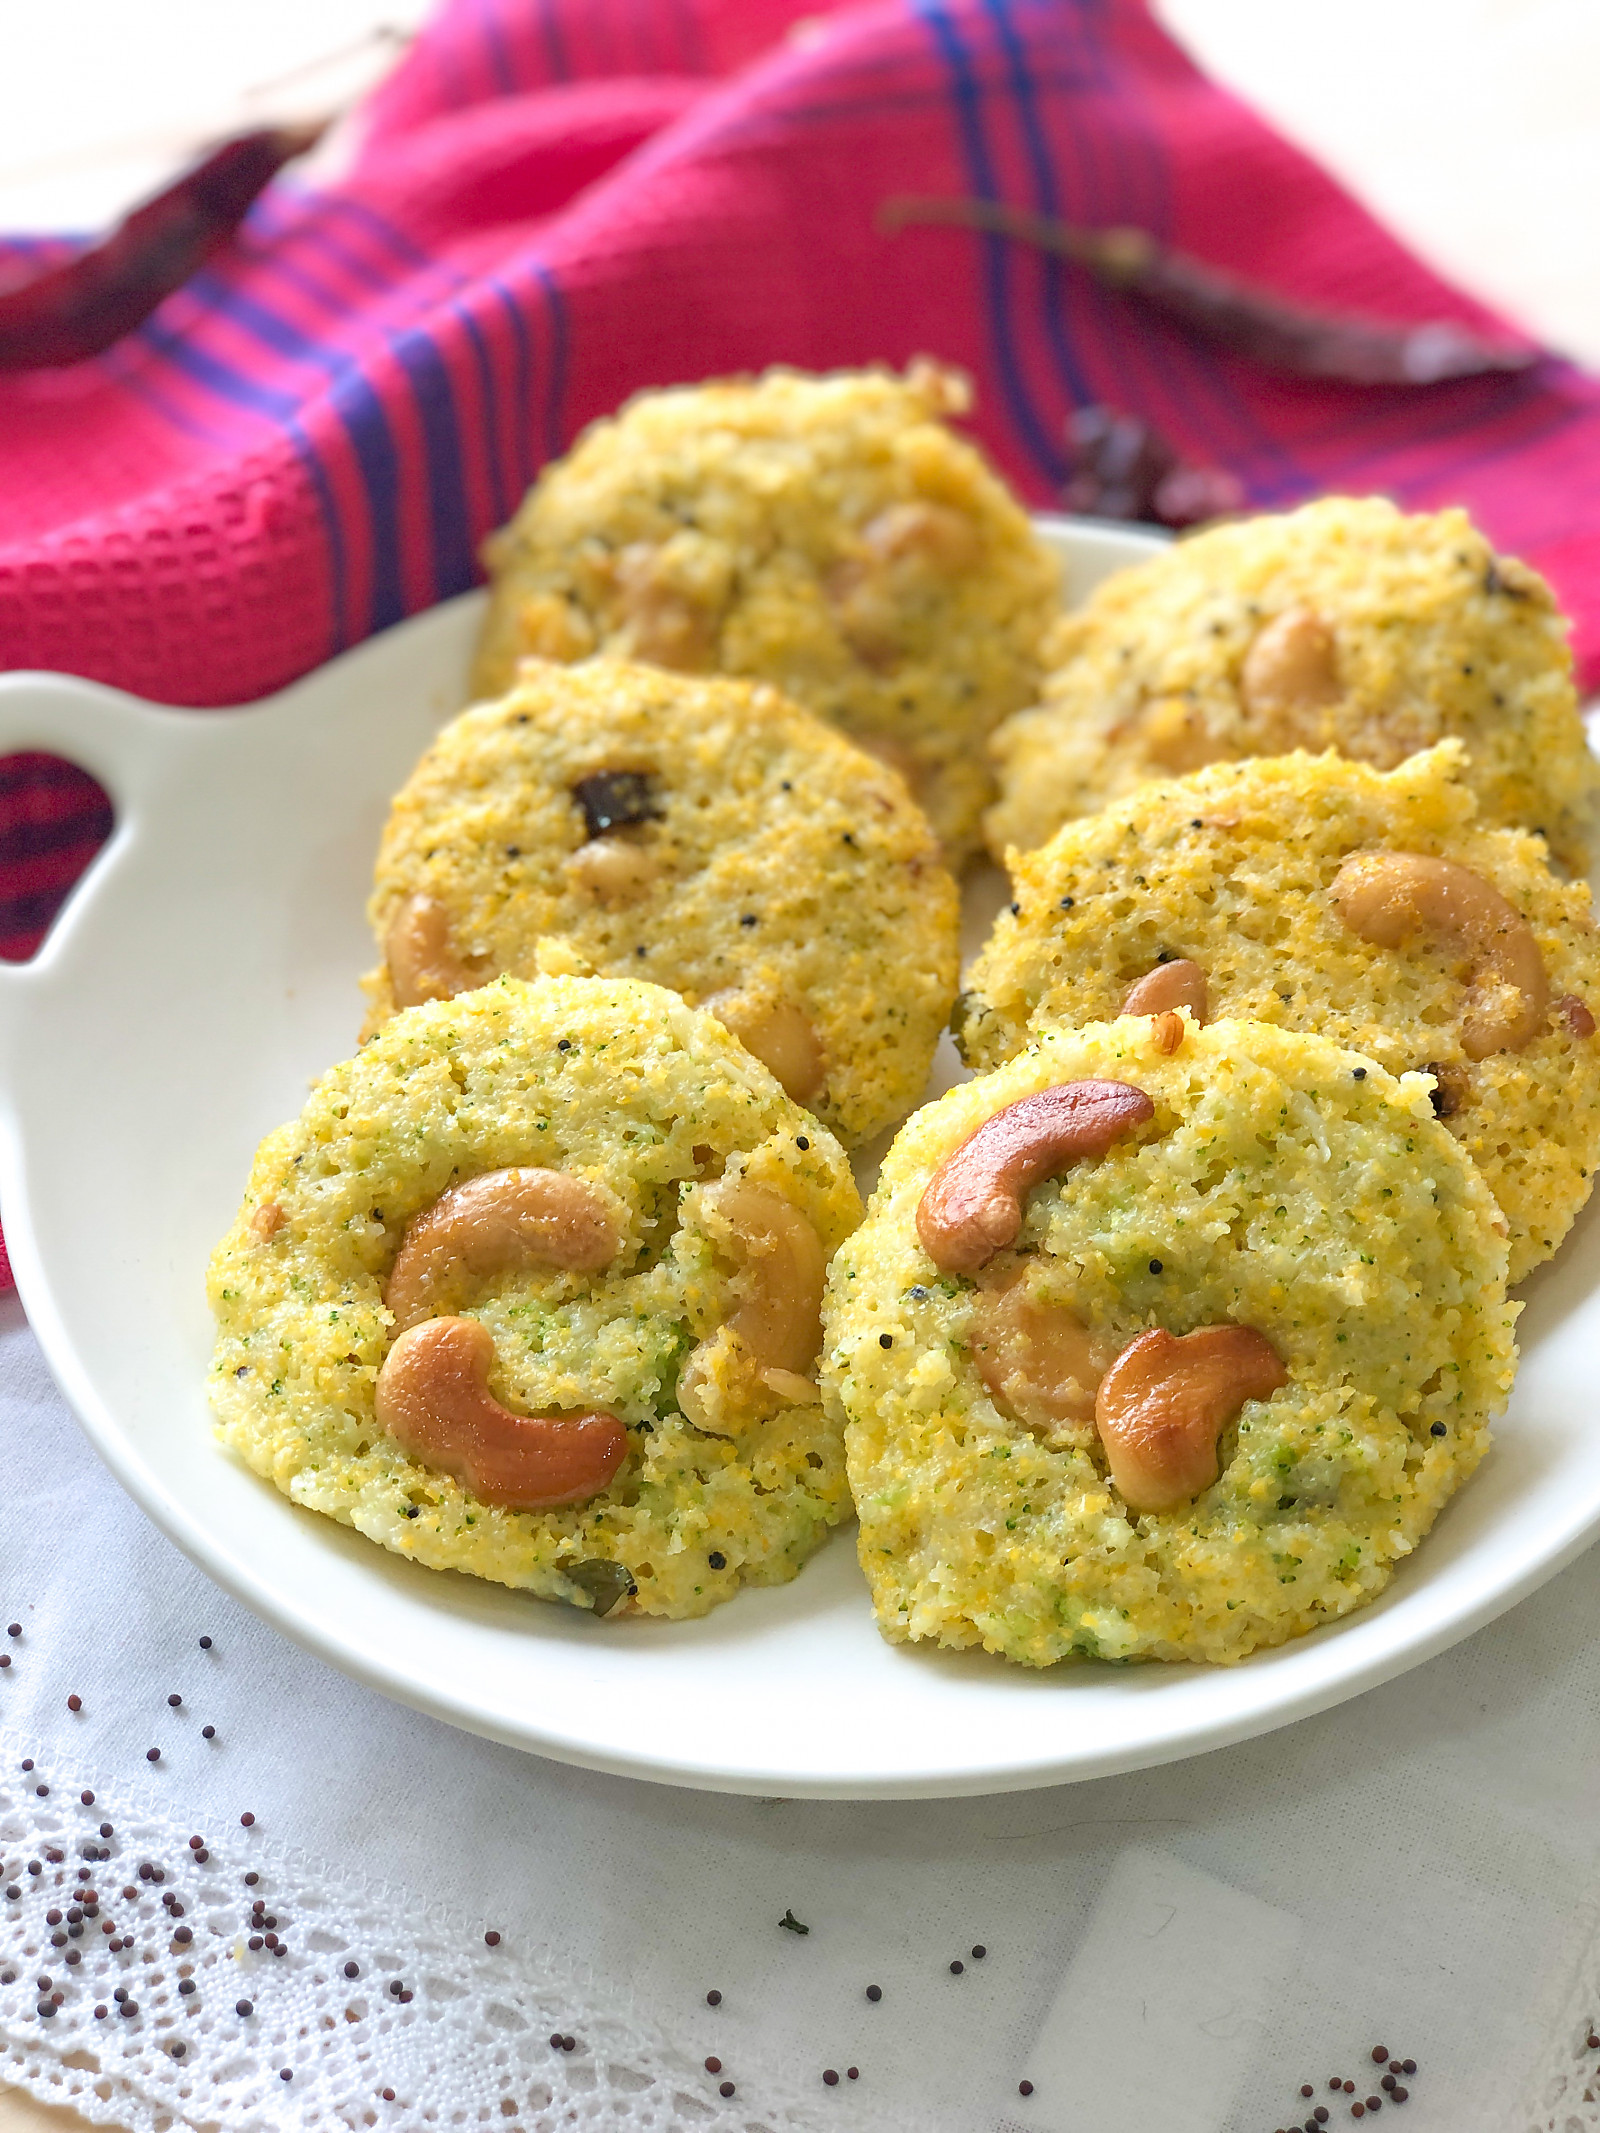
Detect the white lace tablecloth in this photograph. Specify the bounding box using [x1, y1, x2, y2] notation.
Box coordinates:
[3, 1293, 1600, 2133]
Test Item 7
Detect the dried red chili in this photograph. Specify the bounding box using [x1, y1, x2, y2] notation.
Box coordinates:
[1062, 404, 1243, 529]
[0, 122, 324, 371]
[879, 197, 1536, 385]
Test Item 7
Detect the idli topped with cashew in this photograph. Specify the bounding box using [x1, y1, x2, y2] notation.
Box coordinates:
[208, 975, 862, 1620]
[959, 744, 1600, 1282]
[823, 1014, 1516, 1668]
[363, 657, 959, 1150]
[469, 362, 1062, 864]
[986, 496, 1599, 871]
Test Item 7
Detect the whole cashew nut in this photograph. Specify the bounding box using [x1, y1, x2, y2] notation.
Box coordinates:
[376, 1315, 627, 1509]
[677, 1180, 827, 1433]
[916, 1081, 1155, 1275]
[1330, 851, 1548, 1058]
[1239, 606, 1340, 725]
[386, 894, 475, 1010]
[1094, 1324, 1288, 1514]
[1122, 958, 1208, 1025]
[385, 1168, 627, 1333]
[704, 991, 826, 1106]
[971, 1266, 1115, 1430]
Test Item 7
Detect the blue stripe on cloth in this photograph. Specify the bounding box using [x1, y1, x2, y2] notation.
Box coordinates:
[980, 0, 1092, 404]
[108, 361, 235, 446]
[535, 0, 573, 83]
[533, 259, 569, 463]
[456, 304, 510, 525]
[320, 195, 441, 278]
[129, 319, 302, 421]
[485, 279, 536, 496]
[285, 414, 352, 656]
[392, 327, 479, 602]
[476, 0, 518, 93]
[182, 274, 348, 376]
[911, 0, 1065, 484]
[325, 368, 407, 634]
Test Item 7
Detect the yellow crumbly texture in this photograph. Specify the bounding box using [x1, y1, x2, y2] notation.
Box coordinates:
[823, 1016, 1515, 1668]
[960, 744, 1600, 1282]
[986, 496, 1598, 871]
[470, 363, 1062, 863]
[207, 977, 863, 1620]
[364, 660, 959, 1148]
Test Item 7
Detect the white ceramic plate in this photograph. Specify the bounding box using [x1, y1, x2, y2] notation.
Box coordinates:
[2, 516, 1597, 1800]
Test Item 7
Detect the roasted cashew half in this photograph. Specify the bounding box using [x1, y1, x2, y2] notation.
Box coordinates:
[385, 1168, 627, 1333]
[1239, 606, 1340, 728]
[376, 1315, 627, 1509]
[971, 1264, 1115, 1431]
[1094, 1324, 1288, 1514]
[678, 1180, 826, 1434]
[386, 894, 475, 1010]
[704, 990, 826, 1106]
[916, 1081, 1154, 1276]
[1122, 958, 1208, 1025]
[1330, 851, 1548, 1058]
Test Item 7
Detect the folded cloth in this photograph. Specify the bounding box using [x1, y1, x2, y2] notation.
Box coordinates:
[4, 0, 1600, 1291]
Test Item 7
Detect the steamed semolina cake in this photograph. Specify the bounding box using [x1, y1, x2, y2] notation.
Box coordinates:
[470, 363, 1062, 863]
[208, 977, 863, 1620]
[959, 745, 1600, 1282]
[363, 659, 959, 1149]
[986, 496, 1598, 871]
[823, 1016, 1516, 1668]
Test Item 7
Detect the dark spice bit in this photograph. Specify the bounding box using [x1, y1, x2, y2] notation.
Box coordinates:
[146, 1749, 161, 1763]
[949, 1960, 964, 1975]
[0, 124, 327, 371]
[971, 1944, 986, 1959]
[706, 1989, 722, 2006]
[847, 2067, 859, 2080]
[199, 1636, 213, 1650]
[168, 1693, 182, 1708]
[202, 1727, 216, 1741]
[719, 2082, 735, 2098]
[484, 1930, 500, 1947]
[879, 197, 1536, 384]
[705, 2056, 722, 2073]
[865, 1984, 882, 2002]
[67, 1695, 82, 1712]
[572, 769, 660, 840]
[707, 1552, 727, 1571]
[823, 2069, 839, 2086]
[1019, 2080, 1034, 2097]
[778, 1908, 810, 1936]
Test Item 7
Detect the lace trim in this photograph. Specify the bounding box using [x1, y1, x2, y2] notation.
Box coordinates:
[0, 1747, 877, 2132]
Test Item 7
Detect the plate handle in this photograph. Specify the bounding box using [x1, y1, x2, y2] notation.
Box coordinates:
[0, 673, 192, 1002]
